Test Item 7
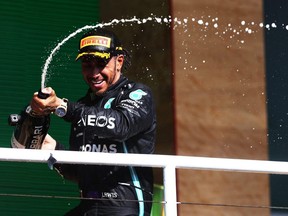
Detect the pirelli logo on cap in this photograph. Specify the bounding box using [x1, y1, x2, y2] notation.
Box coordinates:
[80, 36, 111, 49]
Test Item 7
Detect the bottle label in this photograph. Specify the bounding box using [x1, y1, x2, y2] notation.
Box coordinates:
[29, 125, 45, 149]
[11, 133, 25, 149]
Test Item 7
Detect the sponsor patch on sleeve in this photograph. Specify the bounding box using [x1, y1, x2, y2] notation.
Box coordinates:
[129, 89, 147, 100]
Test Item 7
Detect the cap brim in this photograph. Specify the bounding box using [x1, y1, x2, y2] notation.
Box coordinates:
[75, 51, 111, 61]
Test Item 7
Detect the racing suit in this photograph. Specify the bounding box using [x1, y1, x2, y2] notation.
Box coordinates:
[54, 75, 156, 216]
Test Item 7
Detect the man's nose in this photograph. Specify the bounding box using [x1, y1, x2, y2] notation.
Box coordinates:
[90, 66, 101, 75]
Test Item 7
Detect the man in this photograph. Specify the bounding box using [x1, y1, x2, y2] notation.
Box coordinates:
[30, 28, 156, 216]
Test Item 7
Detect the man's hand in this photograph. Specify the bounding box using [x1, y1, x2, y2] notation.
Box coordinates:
[30, 87, 62, 115]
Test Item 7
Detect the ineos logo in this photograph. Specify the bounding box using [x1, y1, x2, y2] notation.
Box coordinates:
[79, 115, 115, 129]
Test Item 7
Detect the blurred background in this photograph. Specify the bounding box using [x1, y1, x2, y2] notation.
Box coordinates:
[1, 0, 288, 215]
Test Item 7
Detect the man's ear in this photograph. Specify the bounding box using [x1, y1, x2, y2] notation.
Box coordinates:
[116, 55, 124, 70]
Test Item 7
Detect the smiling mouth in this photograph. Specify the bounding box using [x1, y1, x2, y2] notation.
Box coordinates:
[88, 78, 106, 89]
[91, 79, 104, 84]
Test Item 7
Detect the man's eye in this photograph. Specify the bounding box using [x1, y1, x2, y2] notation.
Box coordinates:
[82, 60, 107, 69]
[82, 64, 92, 69]
[96, 61, 106, 67]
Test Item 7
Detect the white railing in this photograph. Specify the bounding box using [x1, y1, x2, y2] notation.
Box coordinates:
[1, 147, 288, 215]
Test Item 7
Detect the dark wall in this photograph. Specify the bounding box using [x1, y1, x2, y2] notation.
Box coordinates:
[264, 0, 288, 214]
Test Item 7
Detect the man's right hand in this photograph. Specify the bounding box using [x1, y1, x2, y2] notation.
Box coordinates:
[30, 87, 62, 116]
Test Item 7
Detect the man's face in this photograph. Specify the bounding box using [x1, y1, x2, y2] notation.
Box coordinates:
[81, 55, 124, 95]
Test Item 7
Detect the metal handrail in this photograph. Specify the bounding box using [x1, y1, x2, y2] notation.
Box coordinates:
[1, 147, 288, 215]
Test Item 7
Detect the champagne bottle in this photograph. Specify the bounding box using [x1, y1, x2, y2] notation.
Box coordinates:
[8, 90, 50, 149]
